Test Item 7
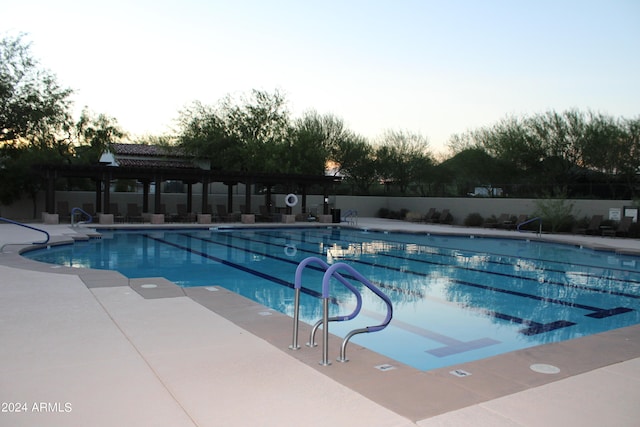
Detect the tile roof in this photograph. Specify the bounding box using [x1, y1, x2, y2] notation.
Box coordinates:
[111, 143, 187, 158]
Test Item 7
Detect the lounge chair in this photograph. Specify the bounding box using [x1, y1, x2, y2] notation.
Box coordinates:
[423, 208, 438, 223]
[579, 215, 603, 235]
[496, 214, 518, 229]
[484, 213, 510, 228]
[257, 205, 280, 222]
[602, 216, 633, 237]
[126, 204, 144, 223]
[109, 203, 125, 222]
[82, 203, 96, 216]
[176, 204, 196, 222]
[502, 214, 529, 231]
[434, 209, 453, 224]
[56, 201, 71, 222]
[216, 204, 239, 222]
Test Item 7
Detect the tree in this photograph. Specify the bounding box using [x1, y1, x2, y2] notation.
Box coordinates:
[178, 89, 293, 173]
[220, 89, 292, 172]
[332, 134, 377, 194]
[74, 108, 125, 164]
[291, 110, 350, 175]
[375, 130, 432, 194]
[0, 34, 75, 214]
[1, 34, 73, 144]
[436, 148, 519, 196]
[177, 101, 242, 170]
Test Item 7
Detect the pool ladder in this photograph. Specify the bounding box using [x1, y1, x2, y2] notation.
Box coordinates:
[341, 209, 358, 225]
[289, 256, 393, 366]
[71, 207, 93, 227]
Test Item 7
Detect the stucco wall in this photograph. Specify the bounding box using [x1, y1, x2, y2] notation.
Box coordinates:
[0, 190, 633, 224]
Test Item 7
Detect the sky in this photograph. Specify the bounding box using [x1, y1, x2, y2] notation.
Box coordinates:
[4, 0, 639, 153]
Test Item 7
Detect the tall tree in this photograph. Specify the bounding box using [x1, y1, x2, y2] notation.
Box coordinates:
[178, 90, 292, 172]
[0, 34, 74, 214]
[1, 34, 73, 144]
[332, 133, 377, 194]
[74, 108, 125, 164]
[375, 130, 432, 194]
[291, 111, 349, 175]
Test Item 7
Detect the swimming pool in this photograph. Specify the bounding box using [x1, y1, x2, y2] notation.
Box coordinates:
[24, 227, 640, 371]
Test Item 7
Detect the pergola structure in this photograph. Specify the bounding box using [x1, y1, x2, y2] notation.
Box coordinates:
[35, 163, 342, 218]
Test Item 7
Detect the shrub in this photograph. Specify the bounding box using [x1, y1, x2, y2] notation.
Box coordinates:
[533, 198, 576, 233]
[377, 208, 390, 218]
[405, 211, 423, 222]
[464, 212, 484, 227]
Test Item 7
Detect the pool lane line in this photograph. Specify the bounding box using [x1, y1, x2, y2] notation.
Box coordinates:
[351, 228, 640, 279]
[225, 230, 636, 320]
[148, 233, 509, 351]
[181, 232, 590, 335]
[140, 233, 327, 302]
[284, 228, 640, 286]
[254, 229, 640, 301]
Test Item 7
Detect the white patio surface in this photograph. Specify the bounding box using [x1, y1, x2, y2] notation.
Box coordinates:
[1, 218, 639, 426]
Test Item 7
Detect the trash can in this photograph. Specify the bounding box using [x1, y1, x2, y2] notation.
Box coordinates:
[331, 208, 341, 223]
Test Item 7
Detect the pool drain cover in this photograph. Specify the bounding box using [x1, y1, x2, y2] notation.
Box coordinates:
[449, 369, 472, 377]
[530, 363, 560, 374]
[141, 284, 157, 289]
[375, 364, 396, 371]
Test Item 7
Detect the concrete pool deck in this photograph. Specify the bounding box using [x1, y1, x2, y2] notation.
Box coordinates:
[0, 218, 639, 426]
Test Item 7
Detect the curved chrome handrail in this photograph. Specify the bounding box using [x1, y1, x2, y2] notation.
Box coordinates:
[517, 217, 542, 236]
[70, 207, 93, 227]
[0, 217, 50, 248]
[290, 257, 362, 351]
[321, 262, 393, 364]
[289, 256, 393, 366]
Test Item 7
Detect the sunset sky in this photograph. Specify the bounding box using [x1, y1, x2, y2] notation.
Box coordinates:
[5, 0, 639, 152]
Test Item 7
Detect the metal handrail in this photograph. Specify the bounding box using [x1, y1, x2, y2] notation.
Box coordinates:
[322, 263, 393, 364]
[0, 217, 50, 250]
[341, 209, 358, 225]
[70, 207, 93, 227]
[290, 256, 393, 366]
[517, 217, 542, 236]
[290, 257, 362, 352]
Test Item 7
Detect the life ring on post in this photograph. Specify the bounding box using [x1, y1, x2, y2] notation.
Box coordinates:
[284, 244, 297, 257]
[285, 193, 298, 207]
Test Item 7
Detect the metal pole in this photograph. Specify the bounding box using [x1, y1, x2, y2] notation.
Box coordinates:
[289, 288, 301, 350]
[320, 298, 331, 366]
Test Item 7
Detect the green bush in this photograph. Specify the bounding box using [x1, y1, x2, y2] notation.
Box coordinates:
[464, 212, 484, 227]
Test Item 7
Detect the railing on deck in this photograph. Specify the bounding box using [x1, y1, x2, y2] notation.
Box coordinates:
[0, 217, 50, 251]
[517, 217, 542, 236]
[70, 207, 93, 227]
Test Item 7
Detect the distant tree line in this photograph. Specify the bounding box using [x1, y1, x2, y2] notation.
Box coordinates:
[175, 93, 639, 200]
[1, 34, 638, 218]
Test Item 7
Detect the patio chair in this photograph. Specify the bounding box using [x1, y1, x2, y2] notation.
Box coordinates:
[176, 204, 196, 222]
[579, 215, 603, 235]
[423, 208, 438, 223]
[602, 216, 633, 237]
[109, 203, 125, 222]
[484, 213, 510, 228]
[216, 204, 239, 222]
[82, 203, 96, 216]
[126, 204, 144, 223]
[56, 201, 71, 222]
[257, 205, 280, 222]
[434, 209, 453, 224]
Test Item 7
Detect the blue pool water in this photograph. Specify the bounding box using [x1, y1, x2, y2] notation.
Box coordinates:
[24, 227, 640, 371]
